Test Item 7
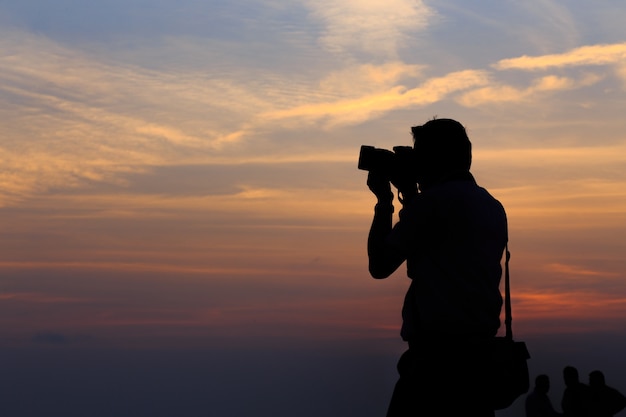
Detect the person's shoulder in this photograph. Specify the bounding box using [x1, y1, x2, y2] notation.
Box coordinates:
[606, 385, 626, 398]
[577, 382, 592, 394]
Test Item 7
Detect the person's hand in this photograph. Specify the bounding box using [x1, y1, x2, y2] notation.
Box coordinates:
[394, 181, 417, 205]
[367, 171, 393, 203]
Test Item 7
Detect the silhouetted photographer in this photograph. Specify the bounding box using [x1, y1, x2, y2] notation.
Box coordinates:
[363, 118, 508, 416]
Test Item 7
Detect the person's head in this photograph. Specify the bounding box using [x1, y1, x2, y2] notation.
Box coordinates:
[563, 366, 580, 387]
[589, 370, 606, 388]
[410, 118, 472, 187]
[534, 374, 550, 394]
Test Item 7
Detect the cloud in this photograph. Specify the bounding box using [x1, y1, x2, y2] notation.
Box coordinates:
[457, 73, 602, 106]
[0, 27, 432, 207]
[516, 290, 626, 322]
[306, 0, 435, 57]
[318, 61, 425, 95]
[263, 69, 489, 127]
[1, 19, 624, 221]
[545, 263, 619, 277]
[0, 28, 275, 205]
[0, 30, 261, 148]
[494, 42, 626, 71]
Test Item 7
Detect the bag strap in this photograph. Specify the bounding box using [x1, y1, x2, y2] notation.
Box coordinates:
[504, 244, 513, 341]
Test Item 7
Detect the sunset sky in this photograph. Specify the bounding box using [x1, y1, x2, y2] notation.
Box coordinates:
[1, 1, 626, 416]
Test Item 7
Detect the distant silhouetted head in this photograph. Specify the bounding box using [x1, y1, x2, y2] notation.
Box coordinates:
[411, 118, 472, 187]
[589, 370, 606, 387]
[534, 374, 550, 394]
[563, 366, 580, 387]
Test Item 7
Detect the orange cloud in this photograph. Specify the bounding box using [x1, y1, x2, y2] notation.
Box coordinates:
[512, 289, 626, 334]
[457, 73, 601, 106]
[494, 42, 626, 70]
[544, 263, 619, 277]
[263, 70, 489, 127]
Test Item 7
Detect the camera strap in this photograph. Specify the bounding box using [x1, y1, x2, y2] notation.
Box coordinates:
[504, 244, 513, 340]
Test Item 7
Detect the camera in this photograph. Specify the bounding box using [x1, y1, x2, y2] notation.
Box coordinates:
[358, 145, 417, 183]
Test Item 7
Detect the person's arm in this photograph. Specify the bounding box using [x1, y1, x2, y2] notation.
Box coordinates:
[367, 172, 406, 278]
